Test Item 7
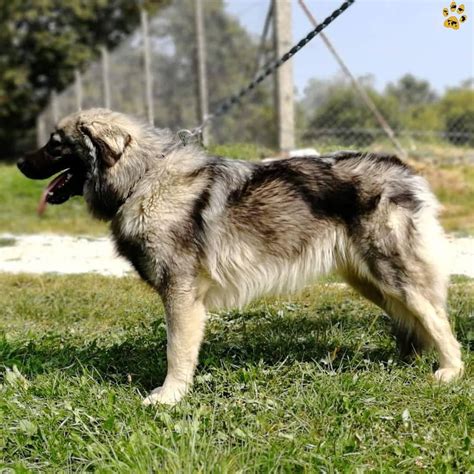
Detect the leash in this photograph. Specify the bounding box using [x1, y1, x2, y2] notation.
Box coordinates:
[165, 0, 356, 155]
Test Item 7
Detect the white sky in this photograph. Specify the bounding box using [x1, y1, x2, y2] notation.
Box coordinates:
[225, 0, 474, 96]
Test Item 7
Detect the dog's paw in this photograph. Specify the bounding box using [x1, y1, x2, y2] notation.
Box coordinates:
[433, 365, 464, 383]
[142, 381, 188, 406]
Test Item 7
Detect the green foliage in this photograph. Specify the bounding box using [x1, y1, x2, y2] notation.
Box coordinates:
[386, 74, 438, 109]
[385, 74, 442, 135]
[0, 0, 167, 159]
[304, 82, 402, 146]
[150, 0, 276, 147]
[403, 103, 443, 133]
[440, 88, 474, 146]
[0, 273, 472, 470]
[300, 75, 473, 147]
[1, 0, 277, 158]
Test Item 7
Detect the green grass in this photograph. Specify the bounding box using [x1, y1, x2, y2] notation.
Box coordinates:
[0, 274, 472, 471]
[210, 143, 274, 161]
[0, 164, 106, 235]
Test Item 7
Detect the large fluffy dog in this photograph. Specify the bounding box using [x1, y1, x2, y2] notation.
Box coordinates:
[18, 109, 464, 404]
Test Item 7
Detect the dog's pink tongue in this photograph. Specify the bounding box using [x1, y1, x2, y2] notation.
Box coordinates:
[36, 171, 68, 216]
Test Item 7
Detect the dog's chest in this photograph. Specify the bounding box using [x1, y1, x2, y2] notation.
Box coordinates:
[111, 213, 166, 287]
[112, 233, 153, 283]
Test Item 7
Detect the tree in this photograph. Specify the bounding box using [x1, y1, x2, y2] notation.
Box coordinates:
[146, 0, 276, 147]
[440, 86, 474, 146]
[300, 75, 347, 120]
[301, 78, 401, 146]
[384, 74, 441, 134]
[0, 0, 167, 159]
[385, 74, 438, 109]
[299, 74, 377, 120]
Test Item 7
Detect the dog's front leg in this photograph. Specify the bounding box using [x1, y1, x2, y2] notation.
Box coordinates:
[143, 286, 206, 406]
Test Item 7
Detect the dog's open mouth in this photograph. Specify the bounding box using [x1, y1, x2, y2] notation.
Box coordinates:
[37, 167, 86, 215]
[18, 146, 88, 215]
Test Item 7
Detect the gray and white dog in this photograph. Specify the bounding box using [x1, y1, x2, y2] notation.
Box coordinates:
[18, 108, 464, 405]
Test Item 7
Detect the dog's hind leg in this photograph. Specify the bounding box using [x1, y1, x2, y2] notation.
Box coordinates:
[344, 265, 463, 381]
[390, 279, 463, 382]
[345, 209, 463, 381]
[390, 214, 463, 381]
[342, 272, 432, 359]
[384, 298, 433, 360]
[143, 283, 207, 406]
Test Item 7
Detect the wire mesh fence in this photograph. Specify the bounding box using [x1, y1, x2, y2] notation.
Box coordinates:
[298, 74, 474, 157]
[37, 0, 474, 160]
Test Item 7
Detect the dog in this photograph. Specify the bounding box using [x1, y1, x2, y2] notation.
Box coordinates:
[17, 108, 464, 405]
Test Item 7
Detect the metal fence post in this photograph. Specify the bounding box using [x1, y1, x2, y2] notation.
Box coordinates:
[74, 68, 83, 111]
[36, 113, 47, 147]
[194, 0, 209, 146]
[273, 0, 295, 153]
[141, 8, 154, 125]
[100, 45, 111, 109]
[51, 90, 60, 124]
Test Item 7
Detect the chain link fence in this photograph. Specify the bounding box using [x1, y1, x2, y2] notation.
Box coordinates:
[37, 0, 474, 161]
[298, 74, 474, 160]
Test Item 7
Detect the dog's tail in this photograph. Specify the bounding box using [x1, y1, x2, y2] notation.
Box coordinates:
[411, 174, 450, 294]
[392, 174, 450, 358]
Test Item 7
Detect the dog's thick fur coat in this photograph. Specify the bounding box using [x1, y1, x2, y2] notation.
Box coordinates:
[18, 109, 464, 404]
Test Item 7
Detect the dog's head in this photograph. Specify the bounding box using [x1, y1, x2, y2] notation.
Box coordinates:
[17, 108, 139, 218]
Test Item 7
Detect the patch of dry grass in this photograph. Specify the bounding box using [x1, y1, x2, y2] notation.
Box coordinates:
[416, 164, 474, 234]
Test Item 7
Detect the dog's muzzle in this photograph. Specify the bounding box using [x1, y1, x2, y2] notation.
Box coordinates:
[17, 148, 73, 180]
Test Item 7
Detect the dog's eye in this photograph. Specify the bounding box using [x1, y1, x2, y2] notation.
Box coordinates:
[46, 134, 63, 156]
[50, 133, 62, 145]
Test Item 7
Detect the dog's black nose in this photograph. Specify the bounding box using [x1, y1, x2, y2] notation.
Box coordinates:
[17, 157, 26, 171]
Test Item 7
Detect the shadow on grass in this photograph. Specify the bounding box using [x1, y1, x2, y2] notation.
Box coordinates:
[0, 308, 408, 390]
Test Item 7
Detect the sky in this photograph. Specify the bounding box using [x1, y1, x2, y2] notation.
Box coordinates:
[225, 0, 474, 97]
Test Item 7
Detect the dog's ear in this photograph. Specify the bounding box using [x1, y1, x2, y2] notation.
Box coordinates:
[79, 121, 131, 167]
